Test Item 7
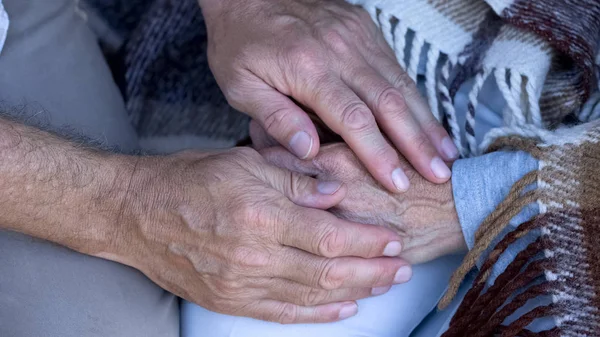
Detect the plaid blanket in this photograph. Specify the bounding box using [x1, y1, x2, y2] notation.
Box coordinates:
[84, 0, 250, 145]
[352, 0, 600, 335]
[351, 0, 600, 158]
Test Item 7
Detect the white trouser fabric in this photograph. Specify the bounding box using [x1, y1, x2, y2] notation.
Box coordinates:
[182, 254, 464, 337]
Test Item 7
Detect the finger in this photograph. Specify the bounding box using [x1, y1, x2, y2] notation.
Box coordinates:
[368, 48, 459, 162]
[294, 75, 408, 193]
[272, 247, 412, 289]
[234, 77, 321, 160]
[249, 120, 278, 150]
[277, 206, 403, 258]
[243, 299, 358, 324]
[264, 278, 386, 306]
[255, 165, 347, 209]
[260, 146, 319, 176]
[342, 64, 451, 184]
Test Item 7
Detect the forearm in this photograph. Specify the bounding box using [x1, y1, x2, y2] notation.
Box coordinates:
[0, 117, 131, 256]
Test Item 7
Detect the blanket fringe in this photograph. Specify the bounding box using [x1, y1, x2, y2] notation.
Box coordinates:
[372, 9, 466, 156]
[438, 58, 465, 157]
[465, 69, 489, 156]
[426, 45, 442, 123]
[438, 160, 559, 336]
[439, 170, 538, 308]
[370, 6, 551, 158]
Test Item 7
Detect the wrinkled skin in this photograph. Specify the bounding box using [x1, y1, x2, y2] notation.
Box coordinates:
[111, 147, 413, 324]
[199, 0, 458, 193]
[262, 144, 467, 264]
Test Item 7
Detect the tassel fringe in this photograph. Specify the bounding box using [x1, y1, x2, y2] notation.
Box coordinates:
[369, 6, 550, 158]
[439, 165, 558, 336]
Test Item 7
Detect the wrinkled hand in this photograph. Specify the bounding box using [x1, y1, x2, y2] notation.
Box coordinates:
[108, 148, 412, 324]
[262, 144, 467, 264]
[199, 0, 458, 193]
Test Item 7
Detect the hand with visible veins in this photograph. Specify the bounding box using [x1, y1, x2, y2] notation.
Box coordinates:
[0, 117, 413, 325]
[114, 148, 413, 323]
[262, 144, 467, 264]
[198, 0, 459, 193]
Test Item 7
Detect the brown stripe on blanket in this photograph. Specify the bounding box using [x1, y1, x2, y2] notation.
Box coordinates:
[426, 0, 491, 32]
[500, 0, 600, 100]
[439, 121, 600, 336]
[540, 58, 588, 127]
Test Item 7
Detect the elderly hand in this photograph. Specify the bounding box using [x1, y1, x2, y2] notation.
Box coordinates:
[108, 147, 411, 324]
[262, 144, 467, 264]
[198, 0, 458, 193]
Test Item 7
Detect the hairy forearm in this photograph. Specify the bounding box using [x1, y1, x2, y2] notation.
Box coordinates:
[0, 118, 132, 256]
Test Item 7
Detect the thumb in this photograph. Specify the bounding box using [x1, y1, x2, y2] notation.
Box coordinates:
[254, 155, 346, 209]
[249, 120, 278, 150]
[242, 81, 321, 160]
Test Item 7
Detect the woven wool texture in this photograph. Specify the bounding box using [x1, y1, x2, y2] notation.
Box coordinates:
[85, 0, 251, 144]
[350, 0, 600, 157]
[350, 0, 600, 335]
[435, 122, 600, 337]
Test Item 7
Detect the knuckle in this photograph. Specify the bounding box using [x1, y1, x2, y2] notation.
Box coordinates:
[321, 29, 350, 54]
[313, 144, 355, 173]
[422, 120, 444, 136]
[231, 246, 270, 269]
[411, 133, 432, 154]
[212, 278, 243, 299]
[355, 8, 375, 26]
[340, 103, 375, 133]
[371, 145, 396, 166]
[376, 88, 409, 120]
[276, 303, 299, 324]
[344, 14, 366, 32]
[369, 262, 388, 286]
[263, 107, 293, 135]
[233, 200, 262, 227]
[317, 225, 347, 258]
[390, 71, 414, 91]
[317, 260, 345, 290]
[302, 287, 326, 306]
[291, 46, 325, 74]
[286, 171, 309, 199]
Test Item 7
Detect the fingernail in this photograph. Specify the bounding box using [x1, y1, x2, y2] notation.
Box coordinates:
[430, 157, 451, 180]
[371, 286, 391, 296]
[394, 266, 412, 284]
[317, 181, 342, 195]
[441, 137, 459, 160]
[391, 168, 410, 192]
[383, 241, 402, 257]
[289, 131, 313, 159]
[338, 303, 358, 320]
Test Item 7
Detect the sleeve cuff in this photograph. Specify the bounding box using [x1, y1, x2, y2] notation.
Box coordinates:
[451, 151, 539, 250]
